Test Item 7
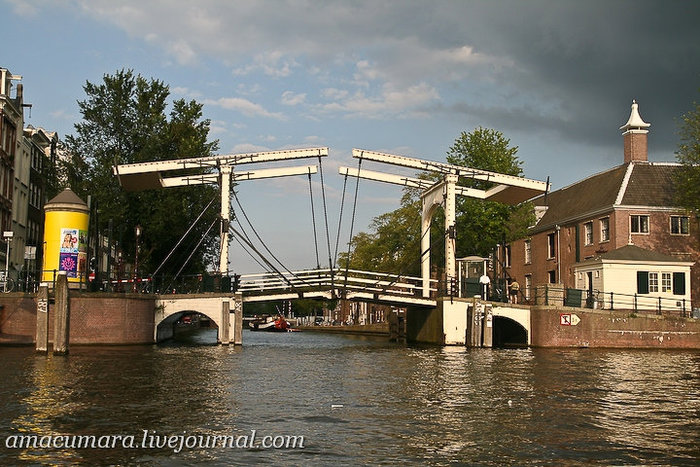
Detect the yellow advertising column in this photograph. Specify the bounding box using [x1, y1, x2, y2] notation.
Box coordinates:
[42, 188, 90, 285]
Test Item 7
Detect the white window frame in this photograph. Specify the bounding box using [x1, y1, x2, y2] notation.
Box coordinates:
[524, 274, 532, 300]
[600, 217, 610, 242]
[661, 272, 672, 293]
[649, 272, 659, 293]
[631, 215, 649, 234]
[584, 221, 593, 246]
[547, 233, 556, 259]
[524, 239, 532, 264]
[670, 216, 689, 235]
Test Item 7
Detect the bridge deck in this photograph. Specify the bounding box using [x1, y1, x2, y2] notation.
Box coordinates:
[238, 268, 437, 307]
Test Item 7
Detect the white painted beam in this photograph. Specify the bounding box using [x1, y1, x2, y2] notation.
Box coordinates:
[233, 165, 317, 181]
[339, 166, 486, 199]
[156, 165, 318, 188]
[352, 148, 548, 193]
[114, 147, 328, 176]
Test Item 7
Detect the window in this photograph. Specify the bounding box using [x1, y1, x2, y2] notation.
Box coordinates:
[649, 272, 658, 293]
[547, 233, 556, 259]
[600, 217, 610, 242]
[524, 240, 532, 264]
[504, 245, 511, 268]
[639, 271, 686, 295]
[661, 273, 672, 293]
[631, 215, 649, 234]
[584, 222, 593, 245]
[548, 270, 556, 284]
[670, 216, 689, 235]
[524, 275, 532, 300]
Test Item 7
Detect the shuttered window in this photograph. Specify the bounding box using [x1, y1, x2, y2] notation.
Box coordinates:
[637, 271, 649, 294]
[673, 272, 686, 295]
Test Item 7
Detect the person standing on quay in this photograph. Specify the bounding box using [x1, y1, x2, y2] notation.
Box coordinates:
[510, 279, 520, 304]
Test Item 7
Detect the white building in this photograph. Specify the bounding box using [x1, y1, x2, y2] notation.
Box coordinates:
[573, 244, 693, 313]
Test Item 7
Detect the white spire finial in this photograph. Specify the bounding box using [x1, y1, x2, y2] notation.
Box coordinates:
[620, 100, 650, 132]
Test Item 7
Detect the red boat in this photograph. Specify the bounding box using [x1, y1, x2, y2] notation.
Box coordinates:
[248, 315, 290, 332]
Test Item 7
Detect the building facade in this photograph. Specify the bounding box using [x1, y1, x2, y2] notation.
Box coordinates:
[507, 101, 699, 311]
[1, 67, 59, 287]
[24, 126, 58, 281]
[0, 68, 23, 276]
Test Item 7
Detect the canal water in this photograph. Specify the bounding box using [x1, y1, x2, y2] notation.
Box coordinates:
[0, 329, 698, 466]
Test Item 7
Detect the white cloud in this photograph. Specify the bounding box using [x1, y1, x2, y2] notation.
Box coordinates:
[236, 83, 262, 96]
[233, 51, 298, 78]
[258, 134, 277, 143]
[7, 0, 39, 16]
[230, 142, 270, 154]
[205, 97, 285, 120]
[208, 120, 229, 135]
[321, 88, 349, 100]
[316, 82, 440, 119]
[303, 135, 322, 144]
[281, 91, 306, 106]
[171, 86, 202, 98]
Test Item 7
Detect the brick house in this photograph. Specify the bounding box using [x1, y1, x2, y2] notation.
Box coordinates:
[507, 101, 699, 311]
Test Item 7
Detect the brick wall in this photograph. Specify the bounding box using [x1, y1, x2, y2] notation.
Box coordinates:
[0, 293, 156, 345]
[623, 132, 648, 163]
[509, 209, 699, 305]
[531, 305, 700, 348]
[0, 295, 37, 344]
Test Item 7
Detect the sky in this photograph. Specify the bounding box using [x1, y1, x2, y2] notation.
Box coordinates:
[2, 0, 700, 274]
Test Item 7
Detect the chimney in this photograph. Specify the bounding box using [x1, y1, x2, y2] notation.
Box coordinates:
[620, 100, 650, 163]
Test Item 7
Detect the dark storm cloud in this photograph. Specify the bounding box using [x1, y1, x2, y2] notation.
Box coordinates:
[441, 0, 700, 157]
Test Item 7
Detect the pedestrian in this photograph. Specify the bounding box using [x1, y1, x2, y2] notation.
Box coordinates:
[510, 279, 520, 304]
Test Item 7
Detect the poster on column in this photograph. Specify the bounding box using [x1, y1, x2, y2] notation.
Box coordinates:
[59, 228, 87, 278]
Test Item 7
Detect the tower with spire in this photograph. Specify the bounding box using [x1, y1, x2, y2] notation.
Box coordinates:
[620, 99, 651, 163]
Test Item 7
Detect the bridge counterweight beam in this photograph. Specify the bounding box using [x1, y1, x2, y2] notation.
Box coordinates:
[444, 174, 458, 286]
[220, 166, 232, 275]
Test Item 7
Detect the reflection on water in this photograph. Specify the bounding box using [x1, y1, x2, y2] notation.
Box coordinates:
[0, 329, 698, 465]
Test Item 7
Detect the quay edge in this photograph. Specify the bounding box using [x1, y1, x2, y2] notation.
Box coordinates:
[0, 294, 698, 349]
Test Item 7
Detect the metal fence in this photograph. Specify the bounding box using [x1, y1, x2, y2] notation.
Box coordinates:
[527, 285, 696, 318]
[3, 270, 234, 295]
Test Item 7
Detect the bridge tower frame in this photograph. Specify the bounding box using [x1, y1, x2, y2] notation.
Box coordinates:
[112, 148, 329, 275]
[340, 149, 549, 298]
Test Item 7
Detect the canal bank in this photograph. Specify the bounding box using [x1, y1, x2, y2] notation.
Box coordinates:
[1, 293, 699, 349]
[405, 297, 700, 349]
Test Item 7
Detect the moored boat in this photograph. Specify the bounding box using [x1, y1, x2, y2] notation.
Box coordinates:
[248, 315, 290, 332]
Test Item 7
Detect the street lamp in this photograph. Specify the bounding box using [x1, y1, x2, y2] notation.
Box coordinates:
[3, 231, 13, 292]
[134, 225, 142, 290]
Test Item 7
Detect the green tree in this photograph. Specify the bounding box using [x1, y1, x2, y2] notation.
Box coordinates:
[64, 69, 220, 276]
[342, 196, 422, 275]
[447, 127, 534, 257]
[675, 99, 700, 214]
[343, 127, 533, 274]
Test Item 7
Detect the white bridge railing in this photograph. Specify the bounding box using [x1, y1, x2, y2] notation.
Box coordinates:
[238, 268, 437, 306]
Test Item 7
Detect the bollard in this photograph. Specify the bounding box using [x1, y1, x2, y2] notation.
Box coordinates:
[53, 272, 70, 355]
[220, 300, 230, 345]
[233, 298, 243, 345]
[35, 283, 49, 353]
